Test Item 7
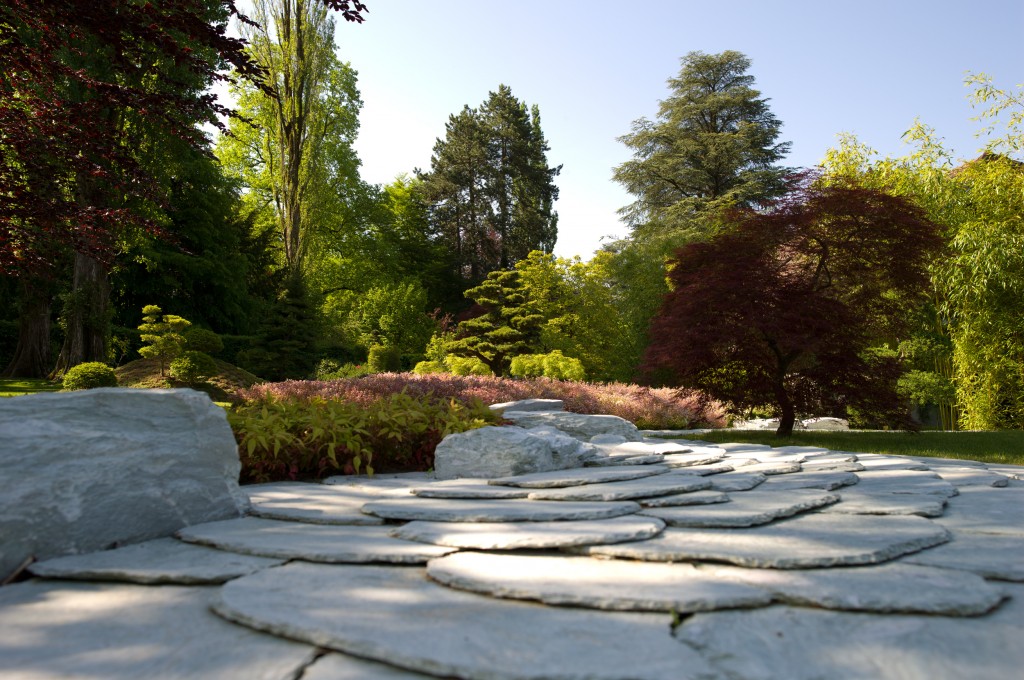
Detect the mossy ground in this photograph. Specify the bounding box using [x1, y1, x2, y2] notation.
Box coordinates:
[114, 358, 263, 404]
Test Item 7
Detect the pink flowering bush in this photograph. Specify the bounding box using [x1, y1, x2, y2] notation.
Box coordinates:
[240, 373, 726, 430]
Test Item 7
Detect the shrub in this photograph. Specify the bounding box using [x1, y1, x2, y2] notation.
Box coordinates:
[169, 351, 218, 385]
[367, 344, 402, 373]
[412, 360, 446, 375]
[137, 305, 191, 376]
[183, 327, 224, 355]
[314, 358, 370, 380]
[229, 391, 500, 483]
[62, 362, 118, 390]
[510, 350, 585, 381]
[445, 355, 492, 376]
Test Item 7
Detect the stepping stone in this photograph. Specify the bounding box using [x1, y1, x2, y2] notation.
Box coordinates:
[639, 490, 731, 507]
[303, 653, 434, 679]
[0, 580, 317, 680]
[669, 462, 735, 475]
[771, 446, 830, 455]
[718, 442, 772, 451]
[176, 517, 455, 563]
[855, 455, 932, 472]
[638, 488, 838, 528]
[410, 480, 531, 499]
[986, 465, 1024, 481]
[585, 453, 666, 466]
[246, 482, 388, 524]
[935, 487, 1024, 537]
[804, 451, 859, 462]
[799, 460, 865, 473]
[487, 465, 670, 488]
[819, 490, 947, 517]
[322, 472, 435, 491]
[703, 562, 1005, 615]
[361, 497, 642, 522]
[905, 455, 988, 468]
[214, 562, 712, 680]
[391, 516, 666, 550]
[674, 584, 1024, 680]
[758, 470, 860, 491]
[610, 441, 691, 455]
[935, 467, 1009, 487]
[709, 471, 767, 491]
[27, 537, 283, 585]
[426, 552, 773, 612]
[575, 514, 950, 568]
[661, 452, 728, 467]
[526, 474, 711, 501]
[729, 461, 802, 475]
[902, 532, 1024, 581]
[853, 470, 958, 498]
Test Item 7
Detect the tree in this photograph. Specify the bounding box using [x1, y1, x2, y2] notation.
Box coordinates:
[644, 180, 944, 436]
[613, 50, 791, 241]
[138, 305, 191, 378]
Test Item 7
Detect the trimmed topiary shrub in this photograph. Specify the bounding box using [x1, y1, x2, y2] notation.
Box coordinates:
[510, 350, 586, 381]
[169, 350, 218, 385]
[445, 355, 492, 376]
[62, 362, 118, 390]
[367, 344, 402, 373]
[412, 360, 446, 375]
[183, 327, 224, 355]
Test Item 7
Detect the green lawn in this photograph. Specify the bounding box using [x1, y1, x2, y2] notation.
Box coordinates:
[685, 429, 1024, 467]
[0, 378, 62, 397]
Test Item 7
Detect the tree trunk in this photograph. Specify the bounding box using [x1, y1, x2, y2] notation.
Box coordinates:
[774, 383, 797, 437]
[52, 252, 110, 377]
[1, 280, 53, 378]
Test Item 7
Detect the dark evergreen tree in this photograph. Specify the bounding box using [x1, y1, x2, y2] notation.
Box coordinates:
[239, 276, 319, 381]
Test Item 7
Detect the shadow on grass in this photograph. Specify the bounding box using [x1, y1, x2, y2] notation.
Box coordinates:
[0, 378, 62, 398]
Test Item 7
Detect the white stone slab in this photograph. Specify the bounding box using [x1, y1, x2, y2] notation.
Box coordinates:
[854, 470, 958, 497]
[500, 411, 644, 442]
[489, 398, 563, 412]
[575, 514, 950, 568]
[639, 490, 731, 507]
[771, 445, 830, 455]
[360, 497, 642, 522]
[322, 472, 435, 491]
[729, 461, 802, 475]
[819, 490, 947, 517]
[427, 552, 773, 612]
[638, 489, 838, 528]
[668, 462, 735, 475]
[0, 580, 317, 680]
[717, 442, 772, 451]
[392, 516, 666, 550]
[708, 471, 767, 491]
[661, 452, 728, 467]
[986, 465, 1024, 481]
[675, 584, 1024, 680]
[758, 470, 860, 491]
[934, 467, 1009, 487]
[27, 537, 283, 584]
[901, 532, 1024, 581]
[798, 460, 865, 472]
[703, 562, 1005, 615]
[411, 479, 531, 499]
[855, 455, 932, 472]
[612, 441, 692, 455]
[585, 453, 666, 466]
[303, 653, 435, 679]
[904, 455, 988, 468]
[526, 474, 711, 501]
[935, 487, 1024, 537]
[487, 465, 670, 488]
[214, 562, 712, 680]
[176, 517, 455, 563]
[245, 482, 388, 524]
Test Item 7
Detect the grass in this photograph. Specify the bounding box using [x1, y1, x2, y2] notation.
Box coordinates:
[0, 378, 62, 397]
[115, 357, 263, 403]
[684, 429, 1024, 467]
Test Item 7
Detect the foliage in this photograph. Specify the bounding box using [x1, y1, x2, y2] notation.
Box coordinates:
[229, 391, 499, 483]
[169, 350, 218, 386]
[137, 305, 191, 377]
[61, 362, 117, 391]
[367, 344, 402, 373]
[241, 373, 725, 430]
[510, 350, 586, 381]
[412, 360, 447, 375]
[445, 356, 493, 377]
[645, 179, 944, 436]
[614, 50, 791, 241]
[898, 369, 957, 407]
[314, 358, 369, 380]
[356, 281, 436, 355]
[239, 277, 318, 381]
[115, 356, 262, 403]
[183, 327, 224, 355]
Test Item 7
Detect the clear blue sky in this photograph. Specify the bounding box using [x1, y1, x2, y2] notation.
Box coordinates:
[324, 0, 1022, 260]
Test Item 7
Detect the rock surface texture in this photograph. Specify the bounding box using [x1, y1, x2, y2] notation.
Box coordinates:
[4, 399, 1023, 680]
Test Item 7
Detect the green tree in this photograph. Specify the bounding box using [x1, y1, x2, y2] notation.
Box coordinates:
[356, 281, 436, 357]
[613, 50, 791, 241]
[138, 305, 191, 377]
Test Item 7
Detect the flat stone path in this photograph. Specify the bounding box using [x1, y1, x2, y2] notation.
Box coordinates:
[6, 436, 1024, 679]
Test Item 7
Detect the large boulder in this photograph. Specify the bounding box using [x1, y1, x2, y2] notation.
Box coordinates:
[803, 417, 850, 431]
[501, 411, 644, 442]
[0, 388, 249, 580]
[434, 426, 590, 480]
[489, 399, 564, 413]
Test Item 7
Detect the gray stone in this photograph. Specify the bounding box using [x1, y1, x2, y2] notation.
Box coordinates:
[526, 474, 711, 501]
[934, 467, 1009, 487]
[674, 584, 1024, 680]
[854, 469, 959, 497]
[612, 441, 692, 455]
[523, 425, 600, 467]
[214, 562, 713, 680]
[0, 580, 317, 680]
[27, 537, 283, 584]
[392, 515, 666, 549]
[0, 388, 248, 580]
[902, 532, 1024, 581]
[819, 490, 947, 517]
[638, 488, 838, 528]
[758, 470, 860, 491]
[935, 486, 1024, 537]
[771, 445, 831, 455]
[411, 479, 531, 499]
[489, 398, 563, 412]
[176, 517, 455, 563]
[717, 442, 772, 451]
[360, 497, 642, 522]
[904, 455, 988, 468]
[801, 417, 849, 430]
[303, 653, 435, 680]
[591, 433, 628, 444]
[431, 426, 556, 480]
[586, 453, 666, 466]
[856, 454, 932, 471]
[488, 465, 670, 488]
[728, 461, 802, 475]
[668, 462, 735, 476]
[661, 452, 728, 468]
[639, 490, 731, 507]
[426, 552, 773, 612]
[322, 472, 435, 492]
[703, 562, 1005, 615]
[576, 514, 950, 568]
[799, 460, 866, 472]
[986, 464, 1024, 481]
[708, 471, 767, 491]
[500, 410, 644, 442]
[246, 482, 388, 524]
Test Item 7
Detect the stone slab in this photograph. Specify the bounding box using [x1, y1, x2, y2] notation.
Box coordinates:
[703, 562, 1005, 615]
[855, 454, 931, 471]
[426, 551, 773, 612]
[901, 531, 1024, 581]
[717, 442, 772, 451]
[431, 426, 562, 480]
[214, 562, 713, 680]
[758, 470, 860, 491]
[489, 398, 563, 413]
[727, 461, 802, 475]
[638, 488, 838, 528]
[934, 467, 1009, 487]
[708, 471, 767, 491]
[410, 479, 531, 499]
[852, 470, 957, 498]
[27, 537, 283, 585]
[487, 465, 670, 488]
[245, 482, 388, 524]
[0, 580, 317, 680]
[986, 465, 1024, 481]
[668, 462, 735, 476]
[819, 490, 947, 517]
[575, 513, 950, 568]
[584, 453, 666, 466]
[361, 497, 642, 522]
[660, 452, 728, 468]
[303, 653, 435, 679]
[674, 584, 1024, 680]
[639, 490, 732, 507]
[934, 486, 1024, 537]
[526, 474, 712, 501]
[798, 460, 865, 472]
[904, 455, 988, 468]
[176, 517, 455, 563]
[610, 441, 692, 455]
[501, 411, 644, 442]
[392, 516, 666, 550]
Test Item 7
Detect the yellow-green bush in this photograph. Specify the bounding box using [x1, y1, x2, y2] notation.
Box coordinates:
[510, 350, 585, 381]
[62, 362, 118, 390]
[412, 360, 446, 375]
[445, 356, 492, 376]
